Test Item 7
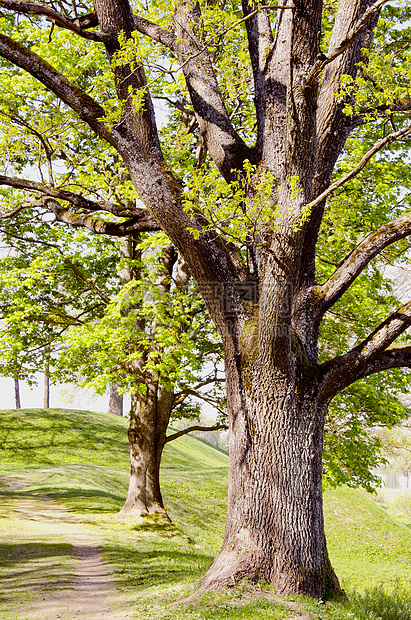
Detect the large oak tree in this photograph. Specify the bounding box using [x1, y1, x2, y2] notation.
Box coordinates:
[0, 0, 411, 599]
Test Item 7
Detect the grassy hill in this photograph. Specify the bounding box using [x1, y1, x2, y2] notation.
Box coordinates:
[1, 408, 411, 620]
[0, 407, 228, 472]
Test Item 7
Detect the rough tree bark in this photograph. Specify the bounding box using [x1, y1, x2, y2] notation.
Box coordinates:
[1, 0, 411, 599]
[119, 381, 174, 517]
[108, 383, 123, 416]
[117, 240, 193, 518]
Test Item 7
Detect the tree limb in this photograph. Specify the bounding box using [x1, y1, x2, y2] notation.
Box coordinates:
[308, 122, 411, 212]
[132, 14, 176, 49]
[307, 0, 389, 85]
[0, 33, 113, 144]
[354, 301, 411, 361]
[0, 173, 160, 227]
[299, 0, 382, 286]
[0, 0, 108, 41]
[345, 344, 411, 392]
[314, 209, 411, 318]
[165, 423, 228, 444]
[0, 174, 142, 217]
[45, 198, 159, 235]
[241, 0, 273, 154]
[320, 307, 411, 400]
[173, 0, 254, 181]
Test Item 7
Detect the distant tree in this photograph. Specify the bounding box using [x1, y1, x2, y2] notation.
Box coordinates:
[376, 423, 411, 488]
[0, 222, 119, 390]
[108, 383, 123, 416]
[0, 219, 226, 517]
[43, 345, 50, 408]
[58, 231, 227, 517]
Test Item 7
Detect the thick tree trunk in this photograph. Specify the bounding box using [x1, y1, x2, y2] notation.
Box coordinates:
[200, 339, 343, 599]
[108, 383, 123, 416]
[118, 382, 174, 518]
[14, 377, 21, 409]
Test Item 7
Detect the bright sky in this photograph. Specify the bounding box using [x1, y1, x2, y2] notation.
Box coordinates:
[0, 373, 121, 413]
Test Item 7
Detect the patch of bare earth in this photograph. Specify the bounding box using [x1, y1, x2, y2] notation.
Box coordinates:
[5, 496, 129, 620]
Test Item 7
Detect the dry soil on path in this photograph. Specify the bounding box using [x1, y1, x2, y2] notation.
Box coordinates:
[2, 495, 128, 620]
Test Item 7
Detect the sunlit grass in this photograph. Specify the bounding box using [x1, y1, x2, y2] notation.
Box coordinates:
[323, 486, 411, 590]
[1, 408, 411, 619]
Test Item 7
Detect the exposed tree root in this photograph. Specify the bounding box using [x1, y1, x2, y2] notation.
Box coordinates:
[174, 579, 328, 619]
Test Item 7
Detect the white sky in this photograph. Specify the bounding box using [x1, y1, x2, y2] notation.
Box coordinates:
[0, 374, 129, 413]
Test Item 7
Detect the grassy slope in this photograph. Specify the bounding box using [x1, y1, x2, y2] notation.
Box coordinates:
[1, 408, 411, 619]
[324, 485, 411, 590]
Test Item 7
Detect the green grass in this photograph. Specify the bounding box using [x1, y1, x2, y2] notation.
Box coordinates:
[1, 408, 411, 620]
[0, 505, 76, 619]
[324, 485, 411, 590]
[0, 408, 130, 472]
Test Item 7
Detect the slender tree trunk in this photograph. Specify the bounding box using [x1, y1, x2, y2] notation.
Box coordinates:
[43, 372, 50, 408]
[108, 383, 123, 416]
[200, 335, 343, 598]
[118, 381, 174, 518]
[43, 352, 50, 408]
[14, 377, 21, 409]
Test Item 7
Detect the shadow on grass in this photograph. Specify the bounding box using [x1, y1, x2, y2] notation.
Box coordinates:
[103, 543, 211, 590]
[0, 486, 125, 514]
[0, 541, 73, 567]
[131, 520, 183, 535]
[0, 541, 74, 603]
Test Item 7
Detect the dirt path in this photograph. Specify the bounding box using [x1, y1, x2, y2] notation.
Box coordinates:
[5, 497, 129, 620]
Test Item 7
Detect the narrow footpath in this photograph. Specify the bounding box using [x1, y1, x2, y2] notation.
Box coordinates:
[5, 497, 128, 620]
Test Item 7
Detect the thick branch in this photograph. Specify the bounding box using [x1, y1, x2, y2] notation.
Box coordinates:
[315, 210, 411, 318]
[0, 0, 107, 41]
[324, 345, 411, 401]
[46, 199, 159, 235]
[133, 14, 176, 49]
[307, 0, 389, 85]
[0, 174, 140, 217]
[299, 0, 382, 286]
[165, 423, 228, 444]
[354, 300, 411, 361]
[241, 0, 273, 154]
[0, 173, 160, 226]
[94, 0, 162, 159]
[320, 303, 411, 400]
[173, 0, 253, 181]
[0, 33, 113, 144]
